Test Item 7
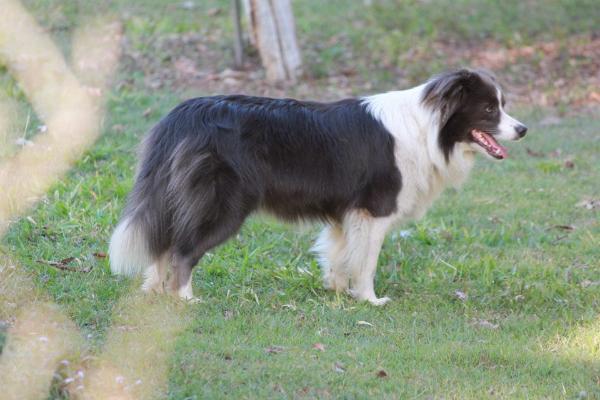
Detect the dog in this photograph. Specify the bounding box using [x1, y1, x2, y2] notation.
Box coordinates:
[109, 68, 527, 305]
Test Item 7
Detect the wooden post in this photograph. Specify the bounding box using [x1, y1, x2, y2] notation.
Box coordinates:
[245, 0, 302, 83]
[232, 0, 244, 69]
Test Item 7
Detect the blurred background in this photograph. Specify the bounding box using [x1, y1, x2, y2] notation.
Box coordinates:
[1, 0, 599, 158]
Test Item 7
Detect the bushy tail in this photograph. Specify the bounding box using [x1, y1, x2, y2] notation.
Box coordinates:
[109, 216, 153, 276]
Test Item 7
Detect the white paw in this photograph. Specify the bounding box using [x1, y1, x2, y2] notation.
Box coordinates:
[177, 292, 202, 304]
[322, 274, 336, 290]
[367, 296, 391, 306]
[177, 290, 200, 303]
[323, 273, 349, 292]
[141, 282, 163, 294]
[183, 296, 202, 304]
[347, 289, 391, 306]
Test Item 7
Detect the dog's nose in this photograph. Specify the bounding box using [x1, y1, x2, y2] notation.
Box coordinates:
[515, 124, 527, 138]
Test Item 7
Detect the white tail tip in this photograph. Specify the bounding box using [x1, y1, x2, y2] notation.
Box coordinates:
[108, 217, 152, 276]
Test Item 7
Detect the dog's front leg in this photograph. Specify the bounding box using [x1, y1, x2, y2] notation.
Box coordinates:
[343, 212, 392, 306]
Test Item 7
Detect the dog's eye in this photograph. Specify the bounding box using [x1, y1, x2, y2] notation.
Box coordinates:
[485, 105, 497, 113]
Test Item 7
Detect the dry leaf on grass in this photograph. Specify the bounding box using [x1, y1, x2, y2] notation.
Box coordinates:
[312, 343, 325, 352]
[550, 224, 575, 231]
[526, 148, 545, 157]
[576, 199, 600, 210]
[563, 159, 575, 168]
[454, 290, 468, 301]
[264, 345, 285, 354]
[37, 257, 92, 273]
[472, 319, 499, 330]
[334, 362, 345, 373]
[376, 369, 388, 378]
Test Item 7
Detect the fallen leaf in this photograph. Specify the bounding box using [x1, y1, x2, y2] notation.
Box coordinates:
[551, 224, 575, 231]
[340, 67, 357, 76]
[37, 257, 92, 273]
[454, 290, 468, 301]
[526, 147, 545, 157]
[312, 343, 325, 352]
[59, 256, 76, 264]
[93, 252, 106, 258]
[487, 216, 502, 224]
[356, 320, 373, 327]
[563, 159, 575, 168]
[473, 319, 499, 329]
[581, 280, 600, 288]
[143, 108, 153, 118]
[576, 199, 600, 210]
[264, 345, 285, 354]
[376, 369, 388, 378]
[206, 7, 221, 17]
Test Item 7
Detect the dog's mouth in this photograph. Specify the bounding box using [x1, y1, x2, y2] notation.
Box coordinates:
[471, 129, 507, 159]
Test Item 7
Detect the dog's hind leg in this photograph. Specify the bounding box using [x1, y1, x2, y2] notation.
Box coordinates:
[167, 146, 257, 301]
[141, 252, 171, 293]
[168, 252, 201, 301]
[343, 211, 393, 306]
[313, 224, 349, 292]
[168, 188, 255, 301]
[169, 211, 249, 301]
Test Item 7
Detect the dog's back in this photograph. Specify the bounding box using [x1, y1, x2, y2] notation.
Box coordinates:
[109, 95, 401, 298]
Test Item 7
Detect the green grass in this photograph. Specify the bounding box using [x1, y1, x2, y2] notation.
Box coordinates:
[18, 0, 600, 84]
[3, 84, 600, 400]
[2, 0, 600, 398]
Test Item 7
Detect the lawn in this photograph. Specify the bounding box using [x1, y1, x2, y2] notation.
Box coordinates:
[1, 1, 599, 399]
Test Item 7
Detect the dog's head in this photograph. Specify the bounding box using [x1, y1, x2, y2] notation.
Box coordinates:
[422, 69, 527, 161]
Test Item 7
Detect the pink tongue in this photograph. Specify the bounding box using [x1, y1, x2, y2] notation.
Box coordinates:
[488, 135, 507, 158]
[480, 131, 507, 159]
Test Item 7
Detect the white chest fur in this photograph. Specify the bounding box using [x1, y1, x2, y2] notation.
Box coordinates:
[363, 88, 475, 224]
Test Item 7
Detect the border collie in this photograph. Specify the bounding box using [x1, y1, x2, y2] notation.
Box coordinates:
[109, 68, 527, 305]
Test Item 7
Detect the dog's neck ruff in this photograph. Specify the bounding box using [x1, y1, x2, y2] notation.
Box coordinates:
[363, 85, 475, 219]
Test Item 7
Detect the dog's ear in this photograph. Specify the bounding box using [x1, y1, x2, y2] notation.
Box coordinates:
[421, 69, 477, 125]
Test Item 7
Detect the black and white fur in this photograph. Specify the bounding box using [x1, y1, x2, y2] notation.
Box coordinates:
[109, 69, 527, 305]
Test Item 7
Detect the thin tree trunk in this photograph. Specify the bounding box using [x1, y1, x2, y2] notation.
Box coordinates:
[246, 0, 302, 83]
[232, 0, 244, 69]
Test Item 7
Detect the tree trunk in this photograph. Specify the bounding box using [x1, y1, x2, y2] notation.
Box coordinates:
[231, 0, 244, 69]
[245, 0, 302, 83]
